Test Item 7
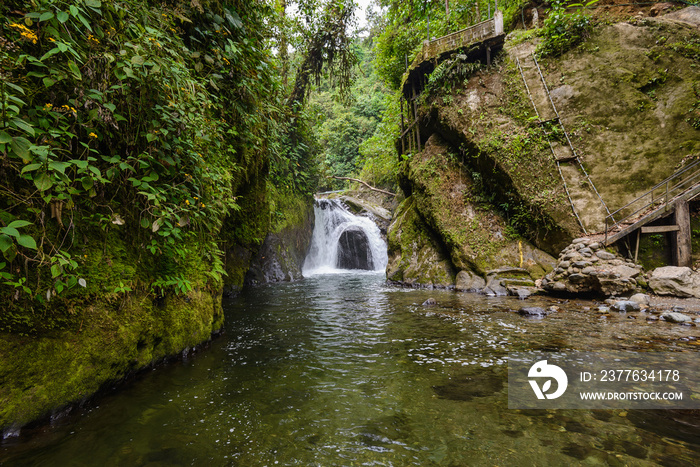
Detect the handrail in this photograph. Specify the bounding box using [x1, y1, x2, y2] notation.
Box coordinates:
[607, 159, 700, 220]
[427, 17, 496, 46]
[604, 159, 700, 244]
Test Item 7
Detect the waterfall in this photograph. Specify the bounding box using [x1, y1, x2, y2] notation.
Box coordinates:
[303, 198, 388, 275]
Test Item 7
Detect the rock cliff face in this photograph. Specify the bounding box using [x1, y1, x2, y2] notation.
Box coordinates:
[388, 9, 700, 291]
[388, 133, 556, 289]
[245, 202, 315, 285]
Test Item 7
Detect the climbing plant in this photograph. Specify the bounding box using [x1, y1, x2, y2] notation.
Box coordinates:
[0, 0, 280, 324]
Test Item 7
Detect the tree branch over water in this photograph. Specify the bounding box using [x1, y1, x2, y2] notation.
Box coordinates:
[330, 176, 397, 196]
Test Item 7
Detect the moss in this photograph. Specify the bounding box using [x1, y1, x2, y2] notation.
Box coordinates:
[268, 184, 314, 235]
[403, 134, 555, 278]
[0, 288, 222, 430]
[386, 197, 456, 287]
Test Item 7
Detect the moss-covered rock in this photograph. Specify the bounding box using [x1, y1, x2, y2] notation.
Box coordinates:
[405, 133, 556, 279]
[386, 197, 457, 287]
[245, 194, 315, 284]
[0, 288, 222, 432]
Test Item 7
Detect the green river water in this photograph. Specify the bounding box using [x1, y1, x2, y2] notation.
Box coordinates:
[2, 272, 700, 466]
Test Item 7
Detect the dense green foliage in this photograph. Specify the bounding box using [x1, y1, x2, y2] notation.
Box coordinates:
[0, 0, 273, 317]
[0, 0, 363, 332]
[310, 41, 390, 188]
[372, 0, 525, 91]
[536, 1, 596, 57]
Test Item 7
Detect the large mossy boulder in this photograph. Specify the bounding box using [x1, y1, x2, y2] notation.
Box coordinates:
[404, 134, 556, 280]
[386, 197, 457, 288]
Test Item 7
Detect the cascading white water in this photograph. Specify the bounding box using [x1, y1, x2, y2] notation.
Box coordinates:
[303, 198, 388, 275]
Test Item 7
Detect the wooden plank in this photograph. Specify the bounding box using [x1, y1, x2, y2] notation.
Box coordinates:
[641, 225, 680, 233]
[675, 199, 692, 268]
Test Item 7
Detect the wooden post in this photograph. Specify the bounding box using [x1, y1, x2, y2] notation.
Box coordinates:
[674, 199, 692, 267]
[487, 46, 491, 66]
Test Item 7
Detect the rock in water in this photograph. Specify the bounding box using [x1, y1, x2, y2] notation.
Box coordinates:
[518, 307, 547, 317]
[422, 298, 437, 306]
[336, 228, 374, 270]
[660, 311, 692, 323]
[455, 270, 486, 292]
[611, 300, 641, 312]
[629, 293, 650, 306]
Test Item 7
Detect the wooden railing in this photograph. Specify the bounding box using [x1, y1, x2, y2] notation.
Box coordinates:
[409, 11, 504, 71]
[604, 159, 700, 244]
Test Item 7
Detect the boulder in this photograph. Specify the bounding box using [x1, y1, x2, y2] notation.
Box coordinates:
[649, 266, 700, 298]
[508, 287, 533, 299]
[611, 300, 641, 312]
[336, 228, 374, 270]
[629, 293, 650, 306]
[660, 311, 692, 324]
[518, 307, 547, 317]
[455, 270, 486, 292]
[422, 298, 438, 306]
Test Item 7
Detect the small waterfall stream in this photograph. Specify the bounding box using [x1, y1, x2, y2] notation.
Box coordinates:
[303, 198, 388, 275]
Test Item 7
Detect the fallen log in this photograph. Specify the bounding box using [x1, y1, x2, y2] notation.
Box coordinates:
[330, 176, 397, 197]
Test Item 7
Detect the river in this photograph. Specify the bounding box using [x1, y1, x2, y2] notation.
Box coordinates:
[2, 271, 700, 465]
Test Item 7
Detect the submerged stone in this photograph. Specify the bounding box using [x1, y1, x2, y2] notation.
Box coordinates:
[518, 306, 547, 317]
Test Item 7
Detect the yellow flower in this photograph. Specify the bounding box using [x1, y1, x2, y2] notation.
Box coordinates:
[185, 199, 190, 205]
[89, 132, 97, 138]
[44, 103, 53, 110]
[49, 37, 55, 42]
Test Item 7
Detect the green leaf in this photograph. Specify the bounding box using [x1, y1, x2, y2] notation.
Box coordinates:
[17, 234, 37, 250]
[85, 0, 102, 8]
[104, 103, 116, 112]
[131, 55, 145, 66]
[57, 11, 70, 23]
[43, 77, 57, 87]
[5, 82, 25, 94]
[68, 60, 82, 80]
[0, 132, 11, 144]
[10, 137, 31, 159]
[0, 227, 19, 238]
[81, 176, 94, 190]
[0, 235, 13, 253]
[76, 13, 93, 31]
[11, 118, 35, 137]
[34, 172, 53, 191]
[49, 161, 70, 174]
[51, 264, 61, 278]
[69, 5, 79, 16]
[39, 11, 55, 22]
[140, 218, 149, 228]
[7, 220, 32, 229]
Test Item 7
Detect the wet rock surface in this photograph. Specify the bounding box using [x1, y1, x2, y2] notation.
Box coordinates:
[542, 238, 643, 296]
[660, 311, 693, 323]
[518, 306, 547, 317]
[337, 228, 374, 270]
